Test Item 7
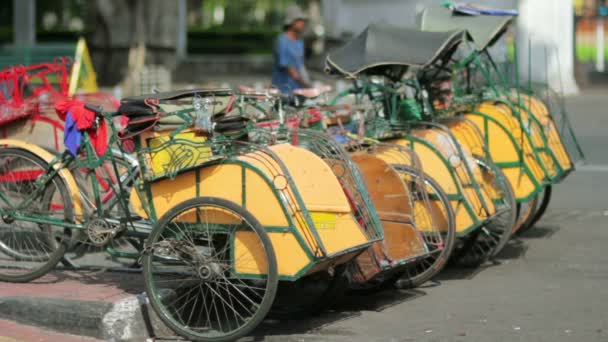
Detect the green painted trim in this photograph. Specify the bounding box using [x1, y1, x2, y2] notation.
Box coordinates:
[511, 100, 566, 177]
[12, 214, 83, 229]
[483, 97, 554, 182]
[241, 166, 246, 208]
[226, 160, 317, 261]
[403, 135, 482, 229]
[106, 247, 139, 259]
[410, 121, 492, 215]
[467, 110, 544, 192]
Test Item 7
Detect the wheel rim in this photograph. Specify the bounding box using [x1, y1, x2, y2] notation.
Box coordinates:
[393, 166, 455, 287]
[454, 162, 517, 266]
[514, 195, 539, 234]
[519, 186, 552, 234]
[144, 199, 276, 341]
[0, 151, 70, 278]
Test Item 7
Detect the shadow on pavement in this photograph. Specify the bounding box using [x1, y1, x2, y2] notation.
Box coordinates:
[253, 288, 425, 339]
[495, 238, 529, 260]
[517, 224, 561, 239]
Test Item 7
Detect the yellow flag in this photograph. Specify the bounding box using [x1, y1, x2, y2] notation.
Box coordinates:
[68, 38, 99, 96]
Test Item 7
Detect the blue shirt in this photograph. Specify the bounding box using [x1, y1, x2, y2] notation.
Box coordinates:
[272, 33, 305, 94]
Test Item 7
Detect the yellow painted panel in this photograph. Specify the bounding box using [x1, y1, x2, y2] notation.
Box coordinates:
[414, 195, 448, 233]
[381, 220, 427, 260]
[476, 103, 546, 183]
[175, 206, 242, 225]
[373, 144, 414, 166]
[129, 188, 148, 218]
[234, 231, 311, 277]
[464, 114, 520, 163]
[351, 153, 413, 219]
[501, 166, 536, 200]
[517, 94, 573, 171]
[452, 199, 475, 233]
[388, 138, 459, 195]
[242, 167, 288, 227]
[146, 171, 198, 218]
[445, 120, 485, 157]
[234, 231, 269, 275]
[240, 144, 351, 213]
[386, 135, 490, 234]
[315, 212, 368, 255]
[146, 131, 210, 176]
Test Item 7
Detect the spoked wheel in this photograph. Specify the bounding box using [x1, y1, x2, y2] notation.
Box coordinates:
[0, 148, 73, 282]
[514, 195, 539, 234]
[517, 186, 552, 235]
[143, 197, 278, 342]
[453, 162, 517, 267]
[392, 166, 456, 288]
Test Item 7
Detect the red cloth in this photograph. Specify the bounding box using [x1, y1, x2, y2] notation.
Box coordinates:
[55, 100, 94, 129]
[55, 99, 108, 156]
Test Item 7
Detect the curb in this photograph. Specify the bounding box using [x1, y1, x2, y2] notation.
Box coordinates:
[0, 294, 175, 341]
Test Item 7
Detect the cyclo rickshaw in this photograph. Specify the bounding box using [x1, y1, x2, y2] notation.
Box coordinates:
[418, 5, 584, 232]
[0, 88, 380, 341]
[326, 23, 516, 266]
[233, 87, 455, 290]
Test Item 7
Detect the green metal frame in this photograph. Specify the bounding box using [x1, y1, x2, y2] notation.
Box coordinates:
[451, 49, 576, 184]
[329, 79, 495, 237]
[0, 93, 379, 282]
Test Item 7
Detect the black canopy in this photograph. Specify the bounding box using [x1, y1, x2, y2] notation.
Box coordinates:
[418, 5, 513, 51]
[325, 23, 466, 79]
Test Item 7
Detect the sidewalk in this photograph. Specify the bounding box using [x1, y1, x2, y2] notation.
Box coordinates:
[0, 269, 173, 341]
[0, 319, 100, 342]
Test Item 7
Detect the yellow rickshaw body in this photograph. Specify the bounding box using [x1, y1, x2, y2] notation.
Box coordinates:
[349, 152, 427, 281]
[130, 131, 370, 279]
[371, 144, 450, 235]
[477, 101, 559, 181]
[515, 94, 573, 173]
[386, 129, 495, 235]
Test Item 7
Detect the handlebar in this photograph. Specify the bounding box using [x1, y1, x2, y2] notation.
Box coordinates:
[85, 104, 103, 116]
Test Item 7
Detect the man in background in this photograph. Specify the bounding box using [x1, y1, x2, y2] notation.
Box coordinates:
[272, 5, 311, 94]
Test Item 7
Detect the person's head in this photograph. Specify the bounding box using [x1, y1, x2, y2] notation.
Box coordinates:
[284, 5, 308, 37]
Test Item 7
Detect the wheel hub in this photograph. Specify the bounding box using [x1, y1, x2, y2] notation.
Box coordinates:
[1, 214, 14, 224]
[197, 262, 223, 280]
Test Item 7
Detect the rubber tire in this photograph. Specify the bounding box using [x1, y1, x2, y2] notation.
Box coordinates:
[514, 195, 539, 234]
[143, 197, 278, 342]
[0, 148, 72, 283]
[452, 163, 517, 267]
[392, 166, 456, 289]
[517, 185, 552, 236]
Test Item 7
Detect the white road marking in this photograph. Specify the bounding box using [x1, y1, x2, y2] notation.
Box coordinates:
[577, 164, 608, 172]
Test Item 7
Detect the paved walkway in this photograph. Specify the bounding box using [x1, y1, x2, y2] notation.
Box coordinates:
[0, 319, 100, 342]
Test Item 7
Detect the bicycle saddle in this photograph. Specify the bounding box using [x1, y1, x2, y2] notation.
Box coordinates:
[292, 85, 332, 99]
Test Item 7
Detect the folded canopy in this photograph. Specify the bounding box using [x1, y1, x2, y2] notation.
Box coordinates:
[325, 23, 466, 79]
[418, 5, 513, 51]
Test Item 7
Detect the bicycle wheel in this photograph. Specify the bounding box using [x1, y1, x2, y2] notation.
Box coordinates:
[143, 197, 278, 342]
[393, 166, 456, 288]
[453, 162, 517, 267]
[514, 195, 539, 234]
[517, 186, 552, 235]
[0, 148, 73, 282]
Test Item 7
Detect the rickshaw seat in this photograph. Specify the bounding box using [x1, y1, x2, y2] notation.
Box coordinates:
[293, 85, 333, 99]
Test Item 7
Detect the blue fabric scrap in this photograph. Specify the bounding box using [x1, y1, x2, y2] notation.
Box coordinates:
[64, 111, 82, 156]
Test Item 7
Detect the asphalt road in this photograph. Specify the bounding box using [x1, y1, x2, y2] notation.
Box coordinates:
[251, 90, 608, 342]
